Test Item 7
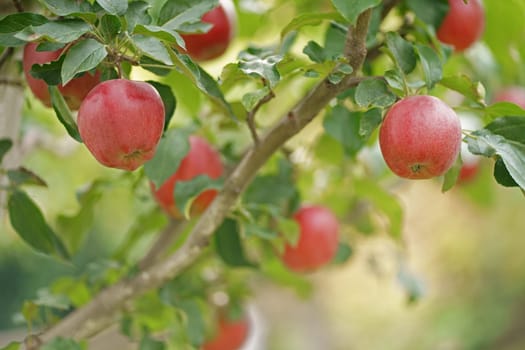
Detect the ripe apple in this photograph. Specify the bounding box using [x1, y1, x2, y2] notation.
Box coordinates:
[281, 206, 340, 272]
[23, 42, 101, 110]
[151, 136, 224, 217]
[437, 0, 485, 51]
[77, 79, 165, 171]
[493, 86, 525, 109]
[202, 315, 249, 350]
[180, 0, 236, 61]
[379, 95, 462, 179]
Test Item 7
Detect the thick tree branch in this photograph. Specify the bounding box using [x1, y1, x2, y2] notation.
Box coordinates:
[36, 9, 374, 345]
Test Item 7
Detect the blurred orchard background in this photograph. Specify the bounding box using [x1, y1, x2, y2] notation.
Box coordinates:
[1, 0, 525, 349]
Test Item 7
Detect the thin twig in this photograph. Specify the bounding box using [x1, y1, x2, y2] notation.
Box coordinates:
[138, 219, 187, 270]
[12, 0, 23, 12]
[0, 47, 14, 71]
[0, 78, 23, 87]
[246, 89, 275, 145]
[35, 9, 374, 345]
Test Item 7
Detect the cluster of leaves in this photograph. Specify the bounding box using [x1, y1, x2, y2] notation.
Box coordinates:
[1, 0, 525, 348]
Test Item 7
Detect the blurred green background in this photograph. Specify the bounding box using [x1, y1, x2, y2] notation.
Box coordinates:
[1, 0, 525, 349]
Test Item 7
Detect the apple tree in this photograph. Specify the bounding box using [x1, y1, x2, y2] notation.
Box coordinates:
[0, 0, 525, 349]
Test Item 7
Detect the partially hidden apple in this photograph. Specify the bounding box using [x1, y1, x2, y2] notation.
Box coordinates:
[379, 95, 462, 179]
[181, 0, 236, 61]
[77, 79, 165, 171]
[437, 0, 485, 51]
[493, 86, 525, 109]
[23, 42, 101, 110]
[281, 206, 340, 273]
[151, 136, 223, 218]
[202, 314, 249, 350]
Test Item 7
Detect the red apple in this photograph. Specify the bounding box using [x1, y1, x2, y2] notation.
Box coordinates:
[23, 42, 101, 110]
[437, 0, 485, 51]
[493, 86, 525, 109]
[181, 0, 236, 61]
[379, 95, 462, 179]
[151, 136, 223, 217]
[281, 206, 340, 272]
[202, 315, 249, 350]
[77, 79, 165, 171]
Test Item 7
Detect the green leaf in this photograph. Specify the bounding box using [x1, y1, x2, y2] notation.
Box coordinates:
[29, 54, 64, 85]
[41, 0, 94, 17]
[174, 175, 223, 218]
[406, 0, 449, 28]
[238, 48, 283, 87]
[97, 0, 128, 16]
[355, 79, 396, 108]
[354, 179, 403, 239]
[415, 44, 442, 89]
[0, 13, 48, 47]
[439, 75, 485, 105]
[49, 86, 82, 142]
[139, 335, 165, 350]
[241, 86, 271, 111]
[281, 12, 343, 39]
[493, 157, 519, 187]
[244, 158, 297, 208]
[160, 0, 217, 30]
[214, 218, 255, 267]
[61, 39, 107, 85]
[15, 19, 90, 44]
[466, 129, 525, 189]
[176, 299, 207, 346]
[359, 108, 382, 139]
[56, 182, 103, 254]
[8, 190, 70, 260]
[485, 116, 525, 143]
[332, 242, 353, 265]
[385, 32, 417, 75]
[485, 102, 525, 121]
[125, 1, 152, 32]
[41, 337, 84, 350]
[132, 34, 174, 66]
[7, 167, 47, 187]
[133, 25, 185, 47]
[303, 41, 326, 63]
[34, 288, 70, 310]
[261, 257, 312, 297]
[144, 128, 191, 188]
[441, 154, 462, 192]
[147, 81, 177, 131]
[324, 22, 347, 59]
[330, 0, 381, 24]
[0, 138, 13, 165]
[171, 52, 235, 120]
[51, 277, 92, 307]
[323, 105, 366, 157]
[100, 14, 122, 42]
[0, 341, 21, 350]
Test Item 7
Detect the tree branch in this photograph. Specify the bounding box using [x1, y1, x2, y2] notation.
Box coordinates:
[36, 9, 374, 345]
[138, 219, 187, 270]
[246, 88, 275, 145]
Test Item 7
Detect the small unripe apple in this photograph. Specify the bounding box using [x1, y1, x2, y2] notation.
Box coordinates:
[379, 95, 462, 179]
[437, 0, 485, 51]
[493, 86, 525, 109]
[23, 42, 101, 110]
[181, 0, 236, 61]
[151, 136, 223, 217]
[202, 315, 249, 350]
[77, 79, 165, 171]
[281, 206, 340, 272]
